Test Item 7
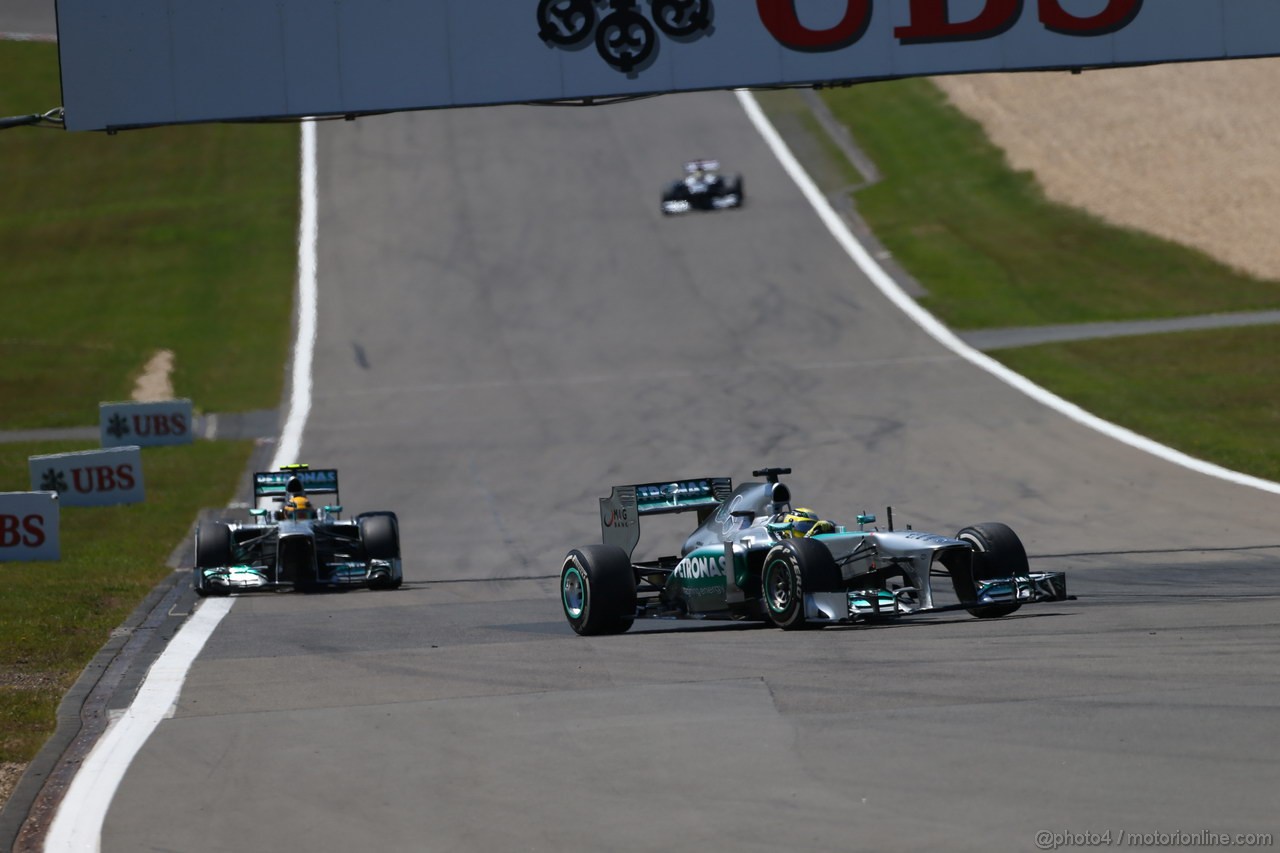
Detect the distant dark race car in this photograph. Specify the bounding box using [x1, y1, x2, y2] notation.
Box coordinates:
[560, 467, 1068, 635]
[661, 159, 744, 214]
[194, 464, 402, 594]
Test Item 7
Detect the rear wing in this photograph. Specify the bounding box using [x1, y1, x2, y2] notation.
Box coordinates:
[253, 467, 339, 506]
[600, 477, 732, 558]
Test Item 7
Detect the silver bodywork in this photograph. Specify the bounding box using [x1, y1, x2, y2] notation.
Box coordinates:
[194, 466, 402, 594]
[195, 513, 402, 594]
[596, 472, 1067, 626]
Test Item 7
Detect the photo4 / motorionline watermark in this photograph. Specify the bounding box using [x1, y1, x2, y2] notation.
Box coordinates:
[1036, 829, 1274, 850]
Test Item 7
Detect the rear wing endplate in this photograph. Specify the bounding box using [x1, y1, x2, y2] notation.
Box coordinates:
[600, 477, 732, 557]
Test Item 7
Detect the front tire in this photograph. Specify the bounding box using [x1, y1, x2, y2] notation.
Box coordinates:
[561, 545, 636, 636]
[194, 522, 233, 597]
[955, 522, 1027, 618]
[195, 521, 232, 567]
[359, 512, 402, 589]
[761, 538, 841, 630]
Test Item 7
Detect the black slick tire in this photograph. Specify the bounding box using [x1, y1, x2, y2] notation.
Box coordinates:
[359, 512, 402, 589]
[954, 522, 1027, 619]
[561, 545, 636, 636]
[761, 538, 841, 630]
[194, 521, 233, 597]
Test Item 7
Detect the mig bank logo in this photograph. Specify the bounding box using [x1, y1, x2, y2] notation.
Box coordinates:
[537, 0, 714, 74]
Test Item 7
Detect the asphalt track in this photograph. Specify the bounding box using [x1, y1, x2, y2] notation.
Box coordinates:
[0, 0, 53, 39]
[0, 62, 1267, 846]
[57, 91, 1275, 851]
[4, 8, 1279, 850]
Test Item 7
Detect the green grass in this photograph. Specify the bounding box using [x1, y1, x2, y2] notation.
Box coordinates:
[0, 39, 1277, 796]
[758, 78, 1280, 479]
[753, 89, 867, 191]
[819, 78, 1280, 329]
[999, 327, 1280, 482]
[0, 439, 255, 763]
[0, 41, 295, 772]
[0, 42, 299, 430]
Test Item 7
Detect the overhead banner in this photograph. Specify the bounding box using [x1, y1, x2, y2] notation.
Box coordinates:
[99, 399, 194, 448]
[56, 0, 1280, 132]
[0, 492, 60, 563]
[28, 446, 146, 507]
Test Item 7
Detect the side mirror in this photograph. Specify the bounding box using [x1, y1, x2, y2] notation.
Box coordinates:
[856, 513, 877, 531]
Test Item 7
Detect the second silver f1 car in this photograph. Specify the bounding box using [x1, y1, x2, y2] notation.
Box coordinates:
[194, 464, 402, 594]
[561, 467, 1067, 635]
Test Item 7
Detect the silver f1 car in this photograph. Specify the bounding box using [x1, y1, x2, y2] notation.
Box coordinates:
[560, 467, 1067, 635]
[193, 464, 402, 594]
[661, 159, 744, 214]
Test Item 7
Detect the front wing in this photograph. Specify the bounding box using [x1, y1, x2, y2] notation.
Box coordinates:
[804, 571, 1069, 624]
[196, 557, 399, 593]
[662, 191, 742, 214]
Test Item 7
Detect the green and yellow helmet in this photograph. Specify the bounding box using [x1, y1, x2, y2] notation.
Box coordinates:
[776, 507, 835, 538]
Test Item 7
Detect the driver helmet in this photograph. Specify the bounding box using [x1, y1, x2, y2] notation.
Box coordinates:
[285, 495, 315, 520]
[776, 507, 835, 538]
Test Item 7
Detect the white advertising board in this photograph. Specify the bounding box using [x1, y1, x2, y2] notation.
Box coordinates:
[0, 492, 60, 562]
[99, 399, 194, 448]
[28, 446, 146, 508]
[55, 0, 1280, 132]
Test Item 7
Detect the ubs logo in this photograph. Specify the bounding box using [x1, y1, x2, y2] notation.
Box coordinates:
[539, 1, 1145, 73]
[537, 0, 714, 74]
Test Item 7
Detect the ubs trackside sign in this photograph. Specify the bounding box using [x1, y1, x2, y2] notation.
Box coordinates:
[0, 492, 59, 563]
[57, 0, 1280, 131]
[28, 446, 146, 508]
[99, 399, 194, 449]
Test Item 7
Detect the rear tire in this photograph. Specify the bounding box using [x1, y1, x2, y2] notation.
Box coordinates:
[561, 545, 636, 635]
[761, 538, 841, 630]
[955, 522, 1027, 618]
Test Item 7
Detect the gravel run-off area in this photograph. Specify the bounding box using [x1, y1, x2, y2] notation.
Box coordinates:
[933, 57, 1280, 283]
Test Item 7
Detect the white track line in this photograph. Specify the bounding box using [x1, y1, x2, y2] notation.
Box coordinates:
[41, 597, 233, 852]
[735, 89, 1280, 498]
[38, 86, 1278, 850]
[43, 120, 319, 852]
[275, 119, 318, 470]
